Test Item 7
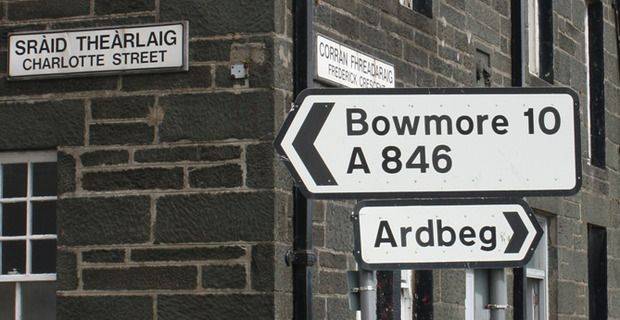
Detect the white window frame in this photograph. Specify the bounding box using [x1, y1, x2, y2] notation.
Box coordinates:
[525, 215, 549, 320]
[400, 270, 413, 320]
[0, 151, 57, 320]
[465, 269, 475, 320]
[527, 0, 541, 76]
[399, 0, 413, 9]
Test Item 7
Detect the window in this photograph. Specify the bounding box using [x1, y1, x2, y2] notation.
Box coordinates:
[399, 0, 433, 18]
[588, 225, 607, 320]
[525, 216, 548, 320]
[527, 0, 553, 82]
[0, 151, 57, 320]
[586, 0, 606, 168]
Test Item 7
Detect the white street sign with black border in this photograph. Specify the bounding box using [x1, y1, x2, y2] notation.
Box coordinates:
[315, 34, 395, 88]
[8, 22, 188, 80]
[274, 87, 581, 199]
[352, 199, 543, 270]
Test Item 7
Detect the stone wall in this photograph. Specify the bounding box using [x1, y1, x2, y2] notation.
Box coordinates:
[0, 0, 292, 319]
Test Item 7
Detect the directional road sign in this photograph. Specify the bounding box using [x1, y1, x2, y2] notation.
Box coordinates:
[352, 199, 543, 270]
[274, 87, 581, 199]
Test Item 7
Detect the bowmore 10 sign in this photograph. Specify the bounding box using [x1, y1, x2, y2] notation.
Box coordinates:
[275, 87, 581, 199]
[8, 22, 188, 80]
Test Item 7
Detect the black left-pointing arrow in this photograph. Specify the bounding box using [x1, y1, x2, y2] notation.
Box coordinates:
[293, 102, 338, 186]
[504, 211, 528, 254]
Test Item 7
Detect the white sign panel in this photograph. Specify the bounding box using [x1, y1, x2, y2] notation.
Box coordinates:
[316, 34, 395, 88]
[274, 87, 581, 198]
[8, 22, 188, 79]
[353, 199, 543, 269]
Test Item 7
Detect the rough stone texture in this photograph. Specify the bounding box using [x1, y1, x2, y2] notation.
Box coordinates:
[158, 294, 275, 320]
[80, 150, 129, 167]
[90, 96, 153, 120]
[57, 151, 76, 195]
[94, 0, 155, 14]
[158, 92, 274, 142]
[246, 143, 274, 188]
[188, 164, 243, 188]
[202, 265, 246, 289]
[56, 250, 77, 291]
[251, 243, 275, 292]
[134, 145, 241, 163]
[131, 246, 246, 262]
[58, 197, 150, 245]
[8, 0, 90, 20]
[82, 168, 184, 191]
[89, 123, 154, 145]
[57, 296, 152, 320]
[0, 101, 84, 149]
[82, 250, 126, 263]
[83, 266, 197, 290]
[122, 66, 212, 91]
[160, 0, 275, 36]
[155, 191, 274, 243]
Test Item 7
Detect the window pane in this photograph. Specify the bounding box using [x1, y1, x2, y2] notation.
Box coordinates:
[0, 282, 15, 320]
[32, 162, 57, 197]
[32, 201, 56, 235]
[32, 240, 56, 274]
[22, 281, 56, 320]
[2, 202, 27, 236]
[2, 241, 26, 274]
[2, 163, 27, 198]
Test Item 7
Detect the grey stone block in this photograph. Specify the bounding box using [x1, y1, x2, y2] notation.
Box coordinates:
[155, 191, 274, 243]
[8, 0, 89, 20]
[160, 0, 275, 37]
[158, 92, 274, 143]
[189, 164, 243, 188]
[0, 101, 84, 150]
[83, 266, 196, 290]
[131, 246, 246, 262]
[80, 150, 129, 167]
[82, 250, 125, 263]
[58, 296, 152, 320]
[57, 250, 77, 291]
[94, 0, 155, 14]
[158, 294, 274, 320]
[57, 151, 76, 195]
[135, 145, 241, 163]
[90, 96, 153, 120]
[83, 168, 184, 191]
[202, 265, 246, 289]
[58, 196, 150, 245]
[89, 123, 154, 145]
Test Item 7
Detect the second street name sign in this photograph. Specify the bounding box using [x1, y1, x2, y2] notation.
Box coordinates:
[8, 22, 188, 80]
[275, 87, 581, 199]
[316, 34, 395, 88]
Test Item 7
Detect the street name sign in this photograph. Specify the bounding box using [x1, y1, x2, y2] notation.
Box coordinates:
[316, 34, 395, 88]
[352, 199, 543, 270]
[274, 87, 581, 199]
[8, 22, 188, 80]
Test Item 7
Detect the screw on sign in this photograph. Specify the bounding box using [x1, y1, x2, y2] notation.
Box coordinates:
[274, 87, 581, 199]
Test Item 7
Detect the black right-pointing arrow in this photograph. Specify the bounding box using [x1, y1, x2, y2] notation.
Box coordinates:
[504, 211, 528, 254]
[293, 102, 338, 186]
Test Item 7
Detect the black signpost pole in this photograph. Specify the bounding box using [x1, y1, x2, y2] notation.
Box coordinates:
[292, 1, 315, 319]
